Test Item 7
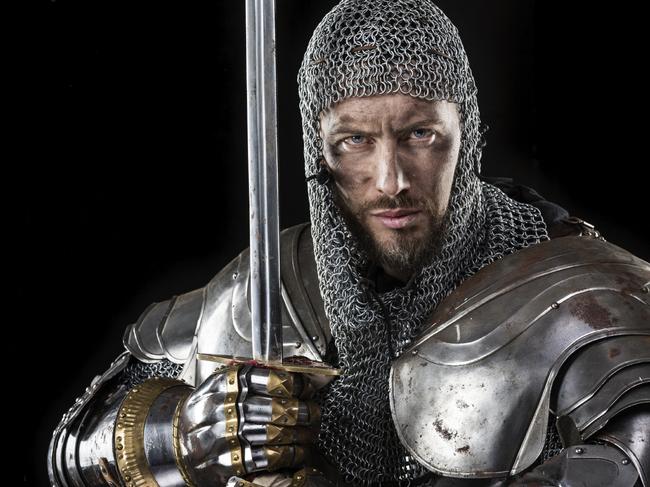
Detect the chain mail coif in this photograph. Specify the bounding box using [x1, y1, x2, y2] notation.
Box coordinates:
[298, 0, 549, 484]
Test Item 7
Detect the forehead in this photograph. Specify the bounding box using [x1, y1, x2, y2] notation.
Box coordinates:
[320, 93, 457, 129]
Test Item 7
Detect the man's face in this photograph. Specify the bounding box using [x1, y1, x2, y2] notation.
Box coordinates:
[319, 93, 461, 279]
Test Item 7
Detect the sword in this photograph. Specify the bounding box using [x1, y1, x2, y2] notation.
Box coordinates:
[244, 0, 283, 366]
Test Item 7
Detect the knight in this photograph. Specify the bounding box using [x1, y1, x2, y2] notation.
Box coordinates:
[48, 1, 649, 486]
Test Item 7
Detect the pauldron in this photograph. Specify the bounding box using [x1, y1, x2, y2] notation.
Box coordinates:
[390, 235, 650, 480]
[122, 223, 330, 387]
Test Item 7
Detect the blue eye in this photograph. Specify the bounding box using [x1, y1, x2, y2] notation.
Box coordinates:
[412, 128, 430, 139]
[348, 135, 366, 144]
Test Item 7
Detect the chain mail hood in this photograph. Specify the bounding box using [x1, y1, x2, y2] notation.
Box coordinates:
[297, 0, 549, 483]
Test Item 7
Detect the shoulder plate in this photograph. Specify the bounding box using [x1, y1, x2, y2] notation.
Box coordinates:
[553, 334, 650, 443]
[123, 223, 329, 386]
[122, 289, 204, 365]
[390, 236, 650, 479]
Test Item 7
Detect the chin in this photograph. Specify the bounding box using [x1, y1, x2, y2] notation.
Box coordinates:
[374, 228, 429, 254]
[373, 224, 428, 244]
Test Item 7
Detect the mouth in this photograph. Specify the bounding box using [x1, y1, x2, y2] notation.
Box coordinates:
[371, 208, 422, 229]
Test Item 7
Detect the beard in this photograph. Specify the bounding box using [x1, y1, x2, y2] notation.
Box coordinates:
[332, 187, 448, 279]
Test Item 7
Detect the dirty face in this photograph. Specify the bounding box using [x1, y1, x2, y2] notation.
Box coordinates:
[319, 93, 462, 280]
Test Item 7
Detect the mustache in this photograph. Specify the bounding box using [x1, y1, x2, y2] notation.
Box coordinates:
[357, 193, 428, 214]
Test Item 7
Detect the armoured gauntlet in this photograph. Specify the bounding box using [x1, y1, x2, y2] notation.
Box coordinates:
[116, 364, 321, 487]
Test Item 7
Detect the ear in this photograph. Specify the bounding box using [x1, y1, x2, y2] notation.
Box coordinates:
[320, 156, 331, 169]
[321, 154, 341, 175]
[318, 157, 334, 176]
[316, 160, 332, 185]
[306, 158, 332, 186]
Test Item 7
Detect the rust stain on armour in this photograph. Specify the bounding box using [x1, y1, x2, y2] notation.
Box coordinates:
[569, 294, 614, 329]
[433, 418, 458, 441]
[608, 347, 621, 358]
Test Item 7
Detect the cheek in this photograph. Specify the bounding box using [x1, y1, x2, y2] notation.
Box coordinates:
[434, 156, 458, 193]
[409, 144, 460, 204]
[324, 152, 374, 200]
[333, 175, 365, 211]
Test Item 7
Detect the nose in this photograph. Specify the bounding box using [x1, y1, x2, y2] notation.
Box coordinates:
[375, 140, 410, 197]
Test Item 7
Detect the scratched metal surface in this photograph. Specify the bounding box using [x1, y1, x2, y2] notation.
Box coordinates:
[390, 236, 650, 478]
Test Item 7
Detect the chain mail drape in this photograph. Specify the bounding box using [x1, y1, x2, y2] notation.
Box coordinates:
[297, 0, 549, 484]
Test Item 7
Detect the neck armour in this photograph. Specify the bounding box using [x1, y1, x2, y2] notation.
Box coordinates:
[297, 0, 549, 483]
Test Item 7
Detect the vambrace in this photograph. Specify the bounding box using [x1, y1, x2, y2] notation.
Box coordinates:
[113, 377, 192, 487]
[47, 354, 187, 487]
[48, 353, 130, 486]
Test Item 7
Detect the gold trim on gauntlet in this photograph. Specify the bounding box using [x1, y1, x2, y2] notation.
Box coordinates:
[114, 377, 186, 487]
[264, 445, 308, 471]
[265, 424, 317, 446]
[266, 369, 316, 399]
[172, 396, 196, 487]
[224, 366, 246, 476]
[270, 399, 320, 426]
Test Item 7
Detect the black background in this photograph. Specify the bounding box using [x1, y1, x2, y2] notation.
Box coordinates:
[18, 1, 647, 485]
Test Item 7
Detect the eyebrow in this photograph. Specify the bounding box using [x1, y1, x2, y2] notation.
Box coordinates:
[326, 117, 444, 138]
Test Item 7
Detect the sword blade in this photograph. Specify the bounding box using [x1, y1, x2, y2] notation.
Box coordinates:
[245, 0, 283, 365]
